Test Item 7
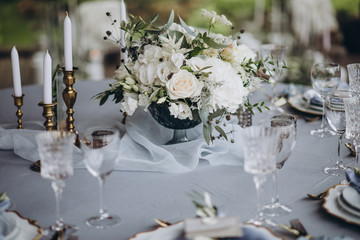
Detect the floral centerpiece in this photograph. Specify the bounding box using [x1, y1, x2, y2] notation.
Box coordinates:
[96, 9, 272, 144]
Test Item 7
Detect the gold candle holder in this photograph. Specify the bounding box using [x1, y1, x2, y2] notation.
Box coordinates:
[61, 67, 78, 133]
[12, 94, 24, 129]
[38, 102, 57, 131]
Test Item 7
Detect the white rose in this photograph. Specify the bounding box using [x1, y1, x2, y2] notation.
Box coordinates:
[120, 95, 138, 116]
[186, 57, 207, 72]
[221, 43, 256, 67]
[166, 70, 203, 99]
[169, 102, 193, 120]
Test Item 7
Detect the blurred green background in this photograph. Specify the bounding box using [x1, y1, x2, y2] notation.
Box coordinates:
[0, 0, 359, 89]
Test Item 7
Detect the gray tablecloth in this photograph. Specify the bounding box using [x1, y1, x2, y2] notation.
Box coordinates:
[0, 80, 359, 239]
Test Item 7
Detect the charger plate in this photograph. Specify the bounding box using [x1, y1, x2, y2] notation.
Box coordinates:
[323, 184, 360, 226]
[128, 221, 283, 240]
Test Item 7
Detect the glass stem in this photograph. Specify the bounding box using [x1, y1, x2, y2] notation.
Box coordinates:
[272, 171, 280, 205]
[336, 133, 343, 166]
[355, 143, 360, 169]
[51, 179, 65, 230]
[98, 176, 108, 218]
[253, 175, 267, 222]
[320, 98, 326, 129]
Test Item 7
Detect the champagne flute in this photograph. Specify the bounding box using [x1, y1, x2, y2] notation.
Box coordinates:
[261, 44, 287, 104]
[82, 126, 121, 228]
[263, 114, 296, 216]
[324, 90, 356, 176]
[241, 124, 279, 226]
[344, 95, 360, 170]
[310, 63, 340, 137]
[36, 131, 76, 234]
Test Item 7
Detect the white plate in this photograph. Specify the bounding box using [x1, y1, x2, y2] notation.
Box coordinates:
[0, 212, 18, 240]
[1, 211, 41, 240]
[337, 194, 360, 217]
[323, 185, 360, 226]
[129, 221, 283, 240]
[288, 94, 323, 116]
[342, 186, 360, 211]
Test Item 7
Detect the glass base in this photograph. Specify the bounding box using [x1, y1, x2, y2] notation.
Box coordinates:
[166, 129, 189, 145]
[86, 214, 121, 229]
[262, 203, 292, 217]
[246, 217, 277, 227]
[324, 164, 351, 176]
[310, 127, 336, 138]
[41, 223, 78, 238]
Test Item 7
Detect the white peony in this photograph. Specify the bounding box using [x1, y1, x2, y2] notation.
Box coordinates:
[166, 69, 203, 99]
[120, 93, 138, 115]
[169, 102, 193, 120]
[202, 58, 234, 84]
[138, 63, 158, 86]
[208, 70, 249, 113]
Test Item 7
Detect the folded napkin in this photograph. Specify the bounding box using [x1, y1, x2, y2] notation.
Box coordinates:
[0, 111, 245, 173]
[345, 169, 360, 194]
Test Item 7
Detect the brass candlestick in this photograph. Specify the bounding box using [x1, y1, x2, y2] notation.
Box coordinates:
[38, 102, 57, 131]
[12, 94, 24, 129]
[61, 67, 78, 133]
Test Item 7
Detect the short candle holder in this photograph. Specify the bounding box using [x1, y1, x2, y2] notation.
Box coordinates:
[61, 67, 78, 133]
[38, 102, 57, 131]
[12, 94, 24, 129]
[31, 102, 57, 173]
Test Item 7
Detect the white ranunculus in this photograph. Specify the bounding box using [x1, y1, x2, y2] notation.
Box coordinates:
[138, 45, 169, 65]
[166, 69, 203, 99]
[168, 102, 193, 120]
[171, 53, 185, 69]
[120, 95, 138, 115]
[138, 63, 158, 86]
[156, 62, 174, 84]
[186, 57, 207, 72]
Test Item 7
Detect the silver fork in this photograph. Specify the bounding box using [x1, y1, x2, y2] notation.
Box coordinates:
[290, 219, 313, 239]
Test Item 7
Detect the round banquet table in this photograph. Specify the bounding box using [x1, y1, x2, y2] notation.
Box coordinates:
[0, 80, 359, 240]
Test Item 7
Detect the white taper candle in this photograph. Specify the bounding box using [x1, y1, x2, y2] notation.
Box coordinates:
[43, 50, 52, 104]
[64, 12, 73, 71]
[11, 46, 22, 96]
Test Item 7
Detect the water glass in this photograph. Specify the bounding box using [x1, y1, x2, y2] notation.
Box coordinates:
[82, 126, 121, 228]
[241, 124, 279, 226]
[325, 90, 356, 176]
[347, 63, 360, 94]
[310, 63, 340, 137]
[36, 131, 76, 234]
[261, 44, 287, 103]
[344, 96, 360, 170]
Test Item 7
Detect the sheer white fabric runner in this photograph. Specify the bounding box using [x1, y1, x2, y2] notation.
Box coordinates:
[0, 110, 245, 173]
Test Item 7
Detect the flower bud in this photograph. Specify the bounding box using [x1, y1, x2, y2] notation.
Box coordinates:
[125, 77, 135, 85]
[123, 85, 132, 91]
[132, 85, 139, 92]
[157, 97, 166, 104]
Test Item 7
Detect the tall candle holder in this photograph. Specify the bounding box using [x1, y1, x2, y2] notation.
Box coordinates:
[38, 102, 57, 131]
[61, 67, 78, 133]
[12, 94, 24, 129]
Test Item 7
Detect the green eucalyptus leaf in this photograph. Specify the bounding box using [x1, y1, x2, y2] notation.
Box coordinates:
[203, 36, 228, 49]
[203, 124, 211, 145]
[199, 107, 209, 124]
[165, 9, 174, 30]
[215, 126, 228, 140]
[178, 15, 197, 37]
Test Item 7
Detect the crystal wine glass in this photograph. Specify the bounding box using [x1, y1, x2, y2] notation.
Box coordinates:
[310, 63, 340, 137]
[344, 96, 360, 170]
[241, 124, 279, 226]
[261, 44, 287, 103]
[35, 131, 76, 234]
[263, 114, 296, 216]
[324, 90, 356, 176]
[347, 63, 360, 94]
[82, 126, 121, 228]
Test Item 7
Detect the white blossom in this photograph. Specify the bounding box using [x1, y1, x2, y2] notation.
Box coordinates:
[169, 102, 193, 120]
[201, 9, 232, 26]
